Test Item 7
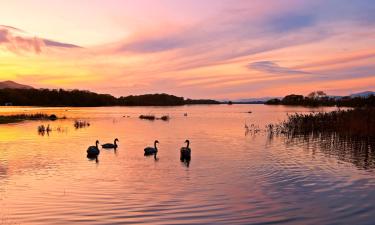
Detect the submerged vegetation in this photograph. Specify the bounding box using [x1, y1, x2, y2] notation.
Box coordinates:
[267, 107, 374, 137]
[0, 113, 60, 124]
[0, 88, 220, 106]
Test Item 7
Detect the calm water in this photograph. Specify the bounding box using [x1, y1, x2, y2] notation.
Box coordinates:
[0, 105, 374, 225]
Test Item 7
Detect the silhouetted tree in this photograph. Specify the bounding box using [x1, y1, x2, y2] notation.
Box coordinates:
[0, 89, 219, 106]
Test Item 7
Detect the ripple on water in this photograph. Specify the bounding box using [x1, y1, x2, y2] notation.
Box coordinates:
[1, 105, 375, 225]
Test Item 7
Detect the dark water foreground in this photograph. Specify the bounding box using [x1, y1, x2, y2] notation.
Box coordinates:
[0, 105, 374, 225]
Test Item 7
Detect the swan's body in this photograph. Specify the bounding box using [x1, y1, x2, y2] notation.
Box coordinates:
[180, 140, 191, 160]
[144, 140, 159, 155]
[87, 140, 100, 156]
[102, 138, 119, 149]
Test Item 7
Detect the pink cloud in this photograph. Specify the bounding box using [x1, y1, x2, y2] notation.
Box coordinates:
[0, 27, 43, 53]
[0, 25, 81, 54]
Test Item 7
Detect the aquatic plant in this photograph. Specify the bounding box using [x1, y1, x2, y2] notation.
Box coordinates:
[38, 125, 45, 133]
[74, 120, 90, 129]
[267, 107, 375, 137]
[37, 124, 52, 136]
[0, 113, 60, 124]
[245, 123, 261, 136]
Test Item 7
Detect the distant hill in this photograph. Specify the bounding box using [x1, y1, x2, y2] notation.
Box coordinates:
[0, 80, 34, 89]
[350, 91, 375, 98]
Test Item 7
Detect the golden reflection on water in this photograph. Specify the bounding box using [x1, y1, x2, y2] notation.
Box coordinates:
[0, 105, 374, 225]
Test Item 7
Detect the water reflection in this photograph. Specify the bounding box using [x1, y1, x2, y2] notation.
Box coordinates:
[180, 158, 190, 167]
[277, 132, 375, 170]
[102, 147, 118, 156]
[37, 125, 68, 136]
[1, 105, 374, 225]
[87, 155, 99, 163]
[144, 152, 158, 161]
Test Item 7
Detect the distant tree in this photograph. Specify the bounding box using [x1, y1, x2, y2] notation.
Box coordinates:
[264, 92, 374, 107]
[307, 91, 327, 99]
[281, 94, 304, 105]
[185, 98, 219, 104]
[265, 98, 281, 105]
[0, 89, 219, 106]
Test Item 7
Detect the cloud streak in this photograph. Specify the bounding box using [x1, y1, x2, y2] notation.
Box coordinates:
[1, 0, 375, 98]
[249, 61, 310, 75]
[0, 25, 81, 54]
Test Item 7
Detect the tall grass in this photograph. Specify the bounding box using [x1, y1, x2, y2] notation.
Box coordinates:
[268, 107, 374, 137]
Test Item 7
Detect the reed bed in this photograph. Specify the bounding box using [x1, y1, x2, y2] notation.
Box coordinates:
[267, 107, 374, 137]
[0, 113, 59, 124]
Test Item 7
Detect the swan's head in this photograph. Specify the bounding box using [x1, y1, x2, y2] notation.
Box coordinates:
[155, 140, 159, 144]
[96, 140, 99, 145]
[185, 139, 190, 144]
[115, 138, 119, 142]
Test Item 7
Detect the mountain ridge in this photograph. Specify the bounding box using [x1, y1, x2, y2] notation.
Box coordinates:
[0, 80, 34, 89]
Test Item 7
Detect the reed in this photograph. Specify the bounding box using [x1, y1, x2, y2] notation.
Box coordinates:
[37, 124, 51, 135]
[74, 120, 90, 128]
[267, 107, 375, 137]
[0, 113, 59, 124]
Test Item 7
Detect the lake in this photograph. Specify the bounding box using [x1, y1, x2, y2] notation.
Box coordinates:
[0, 105, 374, 225]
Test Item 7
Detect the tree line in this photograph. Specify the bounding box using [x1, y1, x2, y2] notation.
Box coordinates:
[265, 91, 375, 107]
[0, 88, 220, 106]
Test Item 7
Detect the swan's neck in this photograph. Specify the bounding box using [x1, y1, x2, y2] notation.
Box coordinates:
[96, 142, 98, 148]
[154, 142, 158, 149]
[186, 141, 189, 148]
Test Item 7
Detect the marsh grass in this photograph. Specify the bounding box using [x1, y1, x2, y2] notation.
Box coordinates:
[0, 113, 59, 124]
[267, 107, 374, 137]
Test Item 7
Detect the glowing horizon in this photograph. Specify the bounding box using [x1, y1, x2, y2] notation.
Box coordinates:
[0, 0, 374, 99]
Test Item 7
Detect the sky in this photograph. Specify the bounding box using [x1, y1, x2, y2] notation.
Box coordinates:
[0, 0, 374, 99]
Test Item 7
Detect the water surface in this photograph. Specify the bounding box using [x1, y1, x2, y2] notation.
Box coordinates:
[0, 105, 374, 224]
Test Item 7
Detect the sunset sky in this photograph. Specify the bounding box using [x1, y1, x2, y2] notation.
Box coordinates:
[0, 0, 374, 99]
